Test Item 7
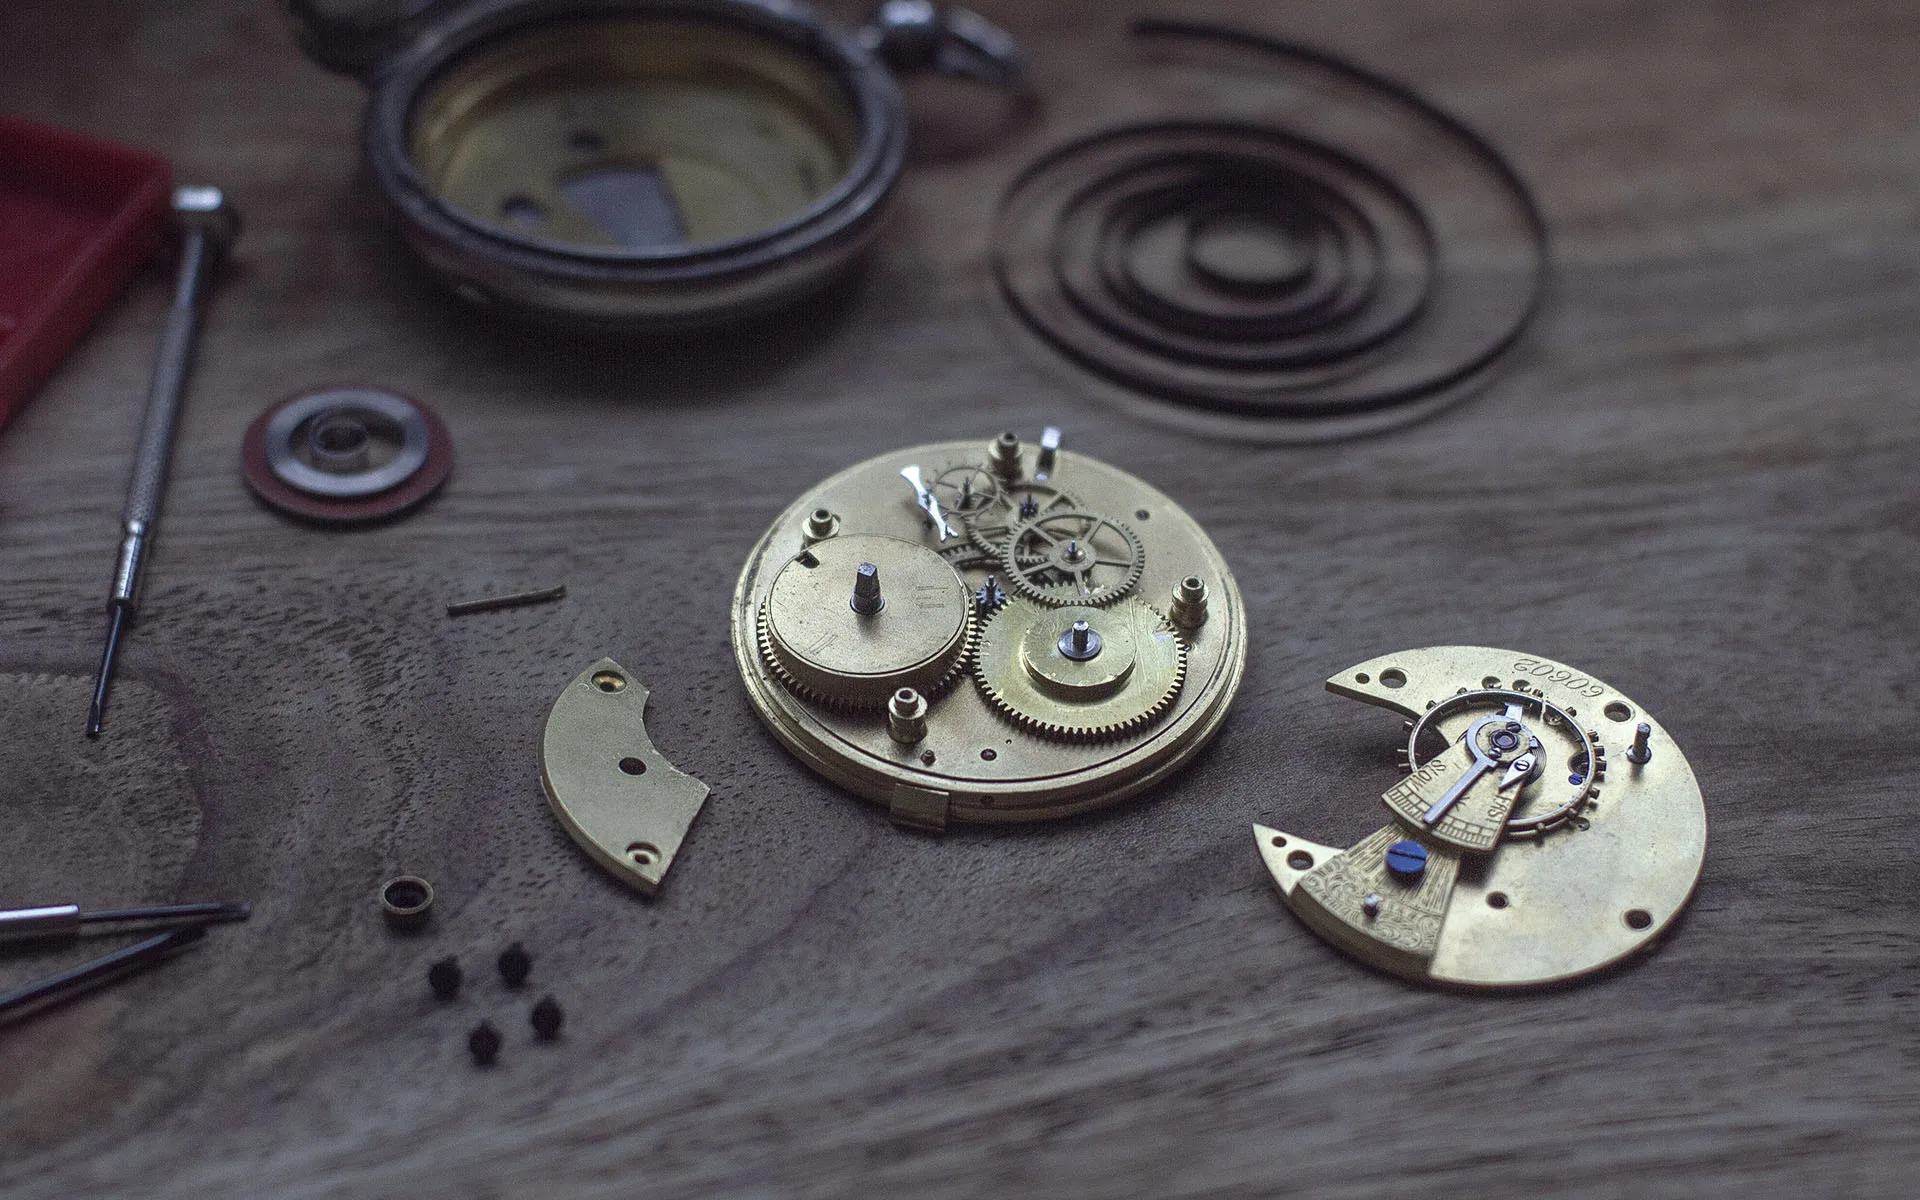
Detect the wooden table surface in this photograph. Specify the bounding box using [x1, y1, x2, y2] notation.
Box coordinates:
[2, 1, 1915, 1196]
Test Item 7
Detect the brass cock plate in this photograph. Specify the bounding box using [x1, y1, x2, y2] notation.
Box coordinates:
[1256, 647, 1707, 989]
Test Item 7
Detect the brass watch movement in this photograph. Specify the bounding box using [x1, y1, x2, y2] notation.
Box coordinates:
[1257, 647, 1707, 989]
[731, 430, 1247, 830]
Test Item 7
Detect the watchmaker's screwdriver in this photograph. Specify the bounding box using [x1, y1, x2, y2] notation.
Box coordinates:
[86, 186, 241, 737]
[0, 899, 251, 946]
[0, 926, 205, 1024]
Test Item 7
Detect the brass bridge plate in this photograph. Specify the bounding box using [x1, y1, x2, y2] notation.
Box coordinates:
[540, 658, 711, 894]
[1256, 646, 1707, 989]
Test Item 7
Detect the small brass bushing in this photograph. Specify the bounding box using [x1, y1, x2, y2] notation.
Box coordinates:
[887, 687, 929, 744]
[987, 431, 1022, 481]
[1171, 575, 1210, 630]
[380, 875, 435, 931]
[802, 507, 840, 544]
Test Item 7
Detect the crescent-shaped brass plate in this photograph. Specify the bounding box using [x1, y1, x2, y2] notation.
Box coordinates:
[539, 658, 710, 895]
[1256, 646, 1707, 989]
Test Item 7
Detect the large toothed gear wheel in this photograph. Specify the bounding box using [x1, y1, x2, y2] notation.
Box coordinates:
[937, 542, 1001, 571]
[756, 604, 978, 709]
[1001, 509, 1146, 607]
[975, 597, 1186, 739]
[757, 534, 976, 710]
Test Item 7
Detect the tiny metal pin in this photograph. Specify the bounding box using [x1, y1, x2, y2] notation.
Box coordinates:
[850, 562, 885, 615]
[78, 899, 251, 926]
[1627, 722, 1654, 765]
[446, 584, 566, 616]
[1057, 618, 1102, 661]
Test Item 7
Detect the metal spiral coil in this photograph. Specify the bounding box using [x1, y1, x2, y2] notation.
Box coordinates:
[992, 20, 1549, 441]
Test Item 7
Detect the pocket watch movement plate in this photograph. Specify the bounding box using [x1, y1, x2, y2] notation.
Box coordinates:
[1255, 647, 1707, 989]
[731, 433, 1247, 829]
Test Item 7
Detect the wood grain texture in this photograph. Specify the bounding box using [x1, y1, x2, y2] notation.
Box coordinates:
[1, 0, 1915, 1195]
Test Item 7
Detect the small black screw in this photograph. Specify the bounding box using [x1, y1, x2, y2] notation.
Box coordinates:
[428, 956, 462, 1001]
[468, 1021, 502, 1066]
[498, 942, 532, 988]
[530, 995, 565, 1041]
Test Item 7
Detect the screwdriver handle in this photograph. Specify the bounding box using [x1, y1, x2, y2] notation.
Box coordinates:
[122, 232, 211, 531]
[0, 905, 81, 944]
[112, 233, 217, 613]
[108, 187, 239, 613]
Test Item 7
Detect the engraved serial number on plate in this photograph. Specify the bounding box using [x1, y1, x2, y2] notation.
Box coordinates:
[1387, 757, 1453, 799]
[1512, 658, 1605, 699]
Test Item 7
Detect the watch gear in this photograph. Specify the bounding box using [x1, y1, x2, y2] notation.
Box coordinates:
[926, 462, 1003, 523]
[938, 540, 1005, 571]
[756, 534, 976, 710]
[1001, 509, 1146, 607]
[1253, 647, 1706, 990]
[965, 480, 1083, 559]
[974, 574, 1008, 611]
[974, 597, 1185, 740]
